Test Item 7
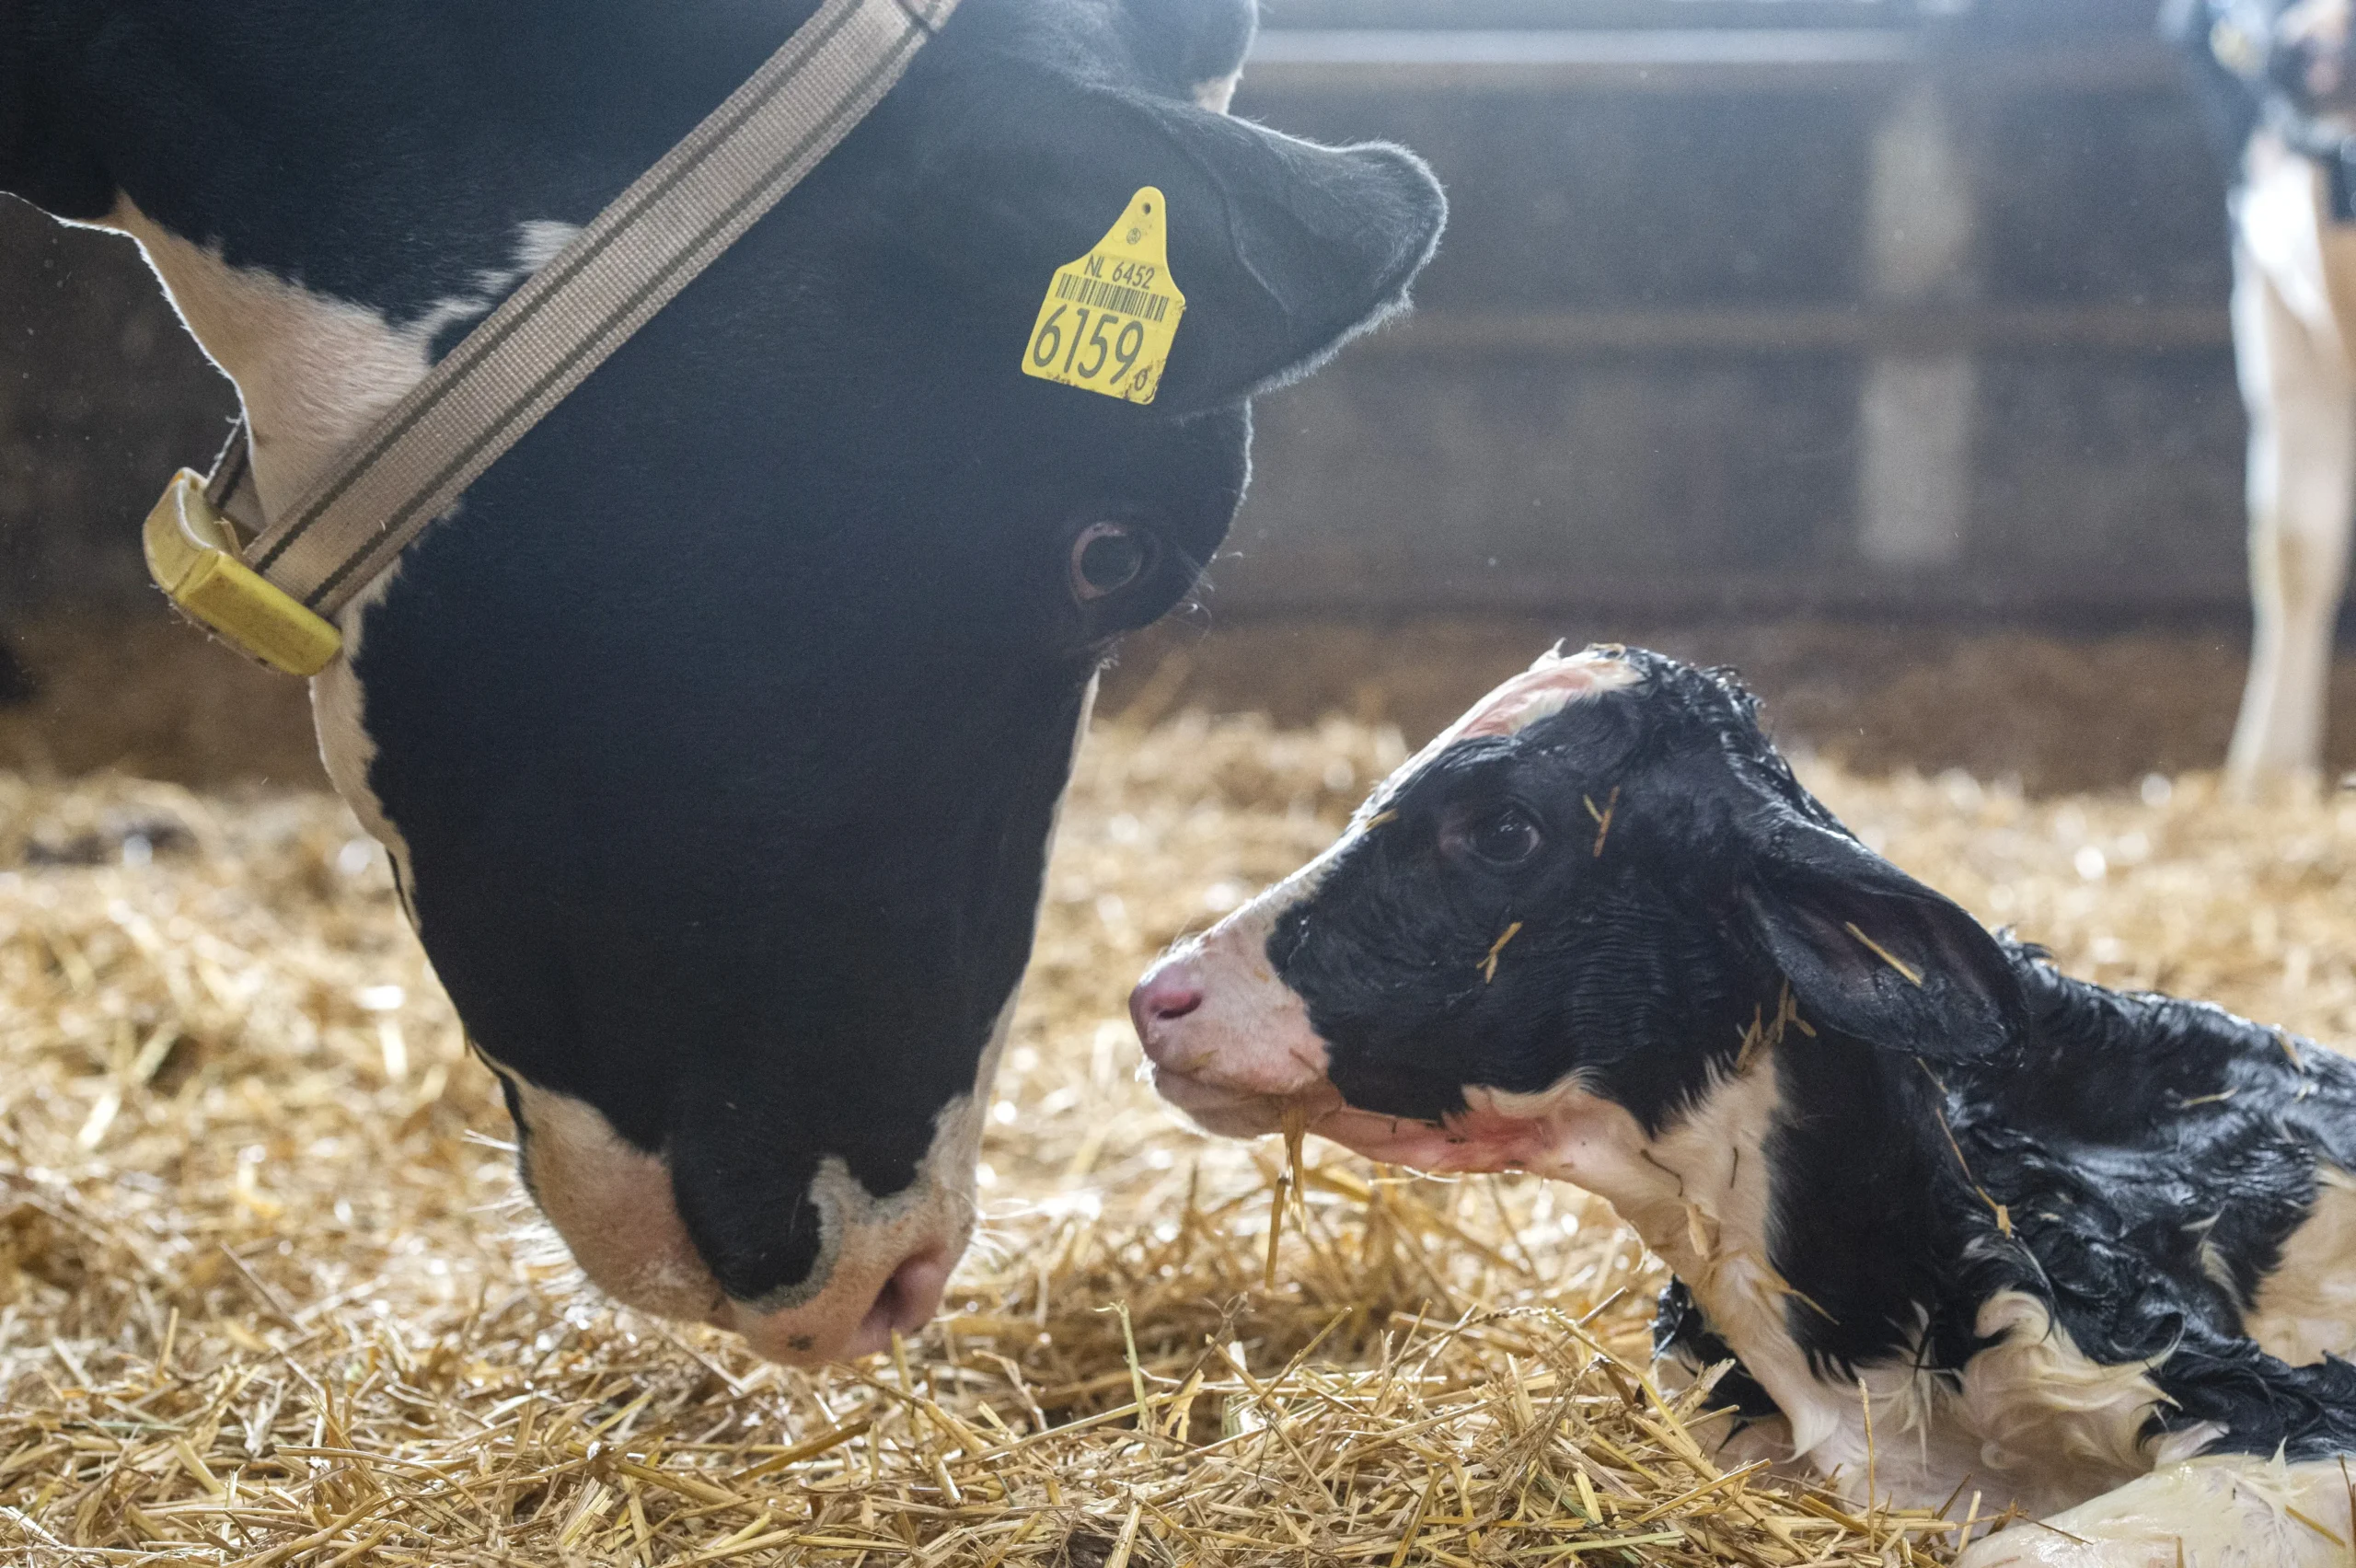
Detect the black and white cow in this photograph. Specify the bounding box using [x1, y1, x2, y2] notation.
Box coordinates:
[2171, 0, 2356, 790]
[1136, 646, 2356, 1564]
[1, 0, 1444, 1363]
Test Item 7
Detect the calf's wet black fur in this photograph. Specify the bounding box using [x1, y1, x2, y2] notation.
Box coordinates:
[1290, 649, 2356, 1458]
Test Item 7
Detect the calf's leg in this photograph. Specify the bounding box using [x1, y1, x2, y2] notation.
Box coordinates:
[1955, 1454, 2354, 1567]
[2226, 221, 2356, 793]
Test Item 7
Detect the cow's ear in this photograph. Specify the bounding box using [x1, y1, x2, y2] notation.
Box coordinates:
[917, 60, 1444, 414]
[1127, 104, 1444, 411]
[1118, 0, 1259, 110]
[1737, 815, 2026, 1063]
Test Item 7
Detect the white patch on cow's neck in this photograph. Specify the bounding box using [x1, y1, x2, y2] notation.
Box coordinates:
[94, 201, 581, 897]
[309, 646, 417, 915]
[102, 199, 580, 518]
[400, 218, 577, 347]
[1502, 1053, 1839, 1453]
[2246, 1162, 2356, 1365]
[2235, 133, 2348, 348]
[1507, 1047, 2209, 1517]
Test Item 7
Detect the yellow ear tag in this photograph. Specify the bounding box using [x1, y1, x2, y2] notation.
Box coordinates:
[1022, 186, 1185, 404]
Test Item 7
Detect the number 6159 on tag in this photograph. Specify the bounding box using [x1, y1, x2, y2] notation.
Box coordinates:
[1021, 187, 1187, 405]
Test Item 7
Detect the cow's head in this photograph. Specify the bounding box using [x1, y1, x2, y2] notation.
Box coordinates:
[4, 0, 1444, 1361]
[1132, 647, 2025, 1174]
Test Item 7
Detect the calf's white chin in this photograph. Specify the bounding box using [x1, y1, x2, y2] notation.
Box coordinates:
[1146, 1066, 1303, 1138]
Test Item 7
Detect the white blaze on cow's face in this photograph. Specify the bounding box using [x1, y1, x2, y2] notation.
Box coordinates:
[1130, 870, 1340, 1138]
[1131, 644, 1639, 1139]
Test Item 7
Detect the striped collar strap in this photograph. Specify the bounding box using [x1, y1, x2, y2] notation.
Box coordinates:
[152, 0, 955, 674]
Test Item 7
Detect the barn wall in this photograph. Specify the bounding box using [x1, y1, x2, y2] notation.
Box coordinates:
[1219, 3, 2245, 617]
[0, 200, 238, 620]
[0, 2, 2240, 626]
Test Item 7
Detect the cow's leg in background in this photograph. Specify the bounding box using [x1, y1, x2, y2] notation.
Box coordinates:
[2227, 139, 2356, 793]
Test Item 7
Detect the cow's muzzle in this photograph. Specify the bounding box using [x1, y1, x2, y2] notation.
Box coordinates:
[503, 1076, 973, 1365]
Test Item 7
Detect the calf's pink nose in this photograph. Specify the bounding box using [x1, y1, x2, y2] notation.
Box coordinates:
[1130, 960, 1206, 1063]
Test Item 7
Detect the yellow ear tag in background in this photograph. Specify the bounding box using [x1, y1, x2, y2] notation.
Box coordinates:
[1022, 187, 1185, 404]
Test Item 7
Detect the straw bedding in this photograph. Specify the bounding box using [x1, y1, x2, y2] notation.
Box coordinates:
[2, 712, 2352, 1566]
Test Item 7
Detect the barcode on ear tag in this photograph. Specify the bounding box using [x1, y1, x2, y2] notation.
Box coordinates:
[1022, 187, 1185, 404]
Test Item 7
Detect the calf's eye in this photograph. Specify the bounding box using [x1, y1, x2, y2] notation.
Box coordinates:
[1071, 522, 1153, 601]
[1451, 804, 1544, 869]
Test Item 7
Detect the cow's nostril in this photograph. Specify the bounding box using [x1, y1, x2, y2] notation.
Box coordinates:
[856, 1249, 951, 1352]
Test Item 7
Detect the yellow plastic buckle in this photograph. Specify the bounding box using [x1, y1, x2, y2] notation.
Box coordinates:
[144, 469, 343, 676]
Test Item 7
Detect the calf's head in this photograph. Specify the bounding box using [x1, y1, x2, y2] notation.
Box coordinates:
[4, 0, 1443, 1359]
[1134, 647, 2025, 1175]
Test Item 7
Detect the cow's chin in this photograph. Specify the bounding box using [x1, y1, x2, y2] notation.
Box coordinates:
[505, 1079, 966, 1366]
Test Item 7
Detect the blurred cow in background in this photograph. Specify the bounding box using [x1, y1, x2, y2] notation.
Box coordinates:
[2172, 0, 2356, 790]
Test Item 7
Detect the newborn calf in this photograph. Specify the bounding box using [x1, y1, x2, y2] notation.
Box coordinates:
[1133, 645, 2356, 1565]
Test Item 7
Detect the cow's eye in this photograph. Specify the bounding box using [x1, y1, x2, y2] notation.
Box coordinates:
[1449, 803, 1544, 869]
[1071, 522, 1153, 601]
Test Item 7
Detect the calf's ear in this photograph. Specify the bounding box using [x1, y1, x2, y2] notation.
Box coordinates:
[1738, 817, 2026, 1063]
[915, 61, 1445, 413]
